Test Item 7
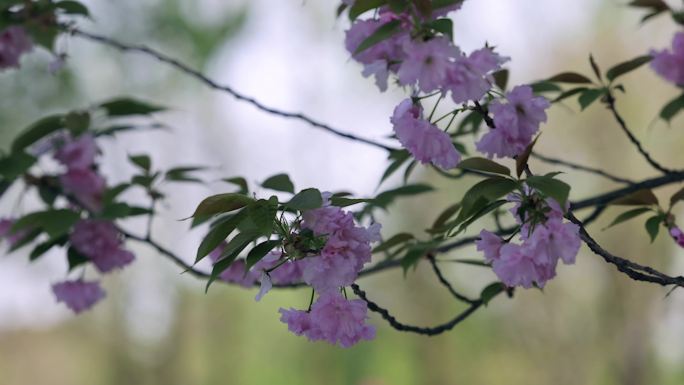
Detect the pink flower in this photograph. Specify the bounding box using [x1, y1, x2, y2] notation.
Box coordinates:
[475, 230, 503, 263]
[492, 243, 542, 289]
[280, 292, 375, 348]
[256, 252, 304, 285]
[476, 85, 549, 158]
[52, 280, 106, 313]
[255, 272, 272, 301]
[651, 32, 684, 86]
[391, 99, 461, 169]
[397, 37, 458, 92]
[209, 245, 258, 287]
[0, 26, 33, 70]
[70, 220, 135, 273]
[300, 204, 380, 292]
[54, 134, 97, 170]
[446, 47, 507, 104]
[308, 292, 375, 348]
[60, 168, 106, 212]
[669, 226, 684, 248]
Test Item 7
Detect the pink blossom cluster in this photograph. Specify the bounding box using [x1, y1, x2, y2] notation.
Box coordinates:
[0, 26, 32, 70]
[276, 195, 380, 347]
[669, 226, 684, 248]
[54, 134, 106, 212]
[52, 280, 106, 314]
[651, 31, 684, 86]
[52, 219, 135, 313]
[476, 193, 580, 288]
[279, 291, 375, 348]
[476, 85, 550, 158]
[391, 98, 461, 169]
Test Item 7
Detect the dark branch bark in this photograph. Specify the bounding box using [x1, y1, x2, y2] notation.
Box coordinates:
[427, 254, 477, 304]
[70, 28, 396, 153]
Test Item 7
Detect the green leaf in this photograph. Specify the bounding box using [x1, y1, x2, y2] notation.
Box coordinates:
[373, 233, 414, 253]
[99, 98, 165, 117]
[29, 235, 68, 261]
[329, 196, 374, 207]
[67, 247, 90, 271]
[128, 154, 151, 172]
[413, 0, 432, 18]
[190, 193, 254, 218]
[245, 240, 281, 270]
[165, 166, 205, 183]
[530, 81, 562, 94]
[195, 211, 246, 263]
[354, 20, 402, 55]
[13, 209, 80, 239]
[64, 111, 91, 134]
[603, 207, 652, 230]
[492, 69, 509, 91]
[222, 177, 249, 194]
[453, 199, 508, 235]
[261, 173, 295, 194]
[99, 203, 152, 220]
[11, 115, 64, 153]
[0, 152, 36, 180]
[349, 0, 387, 20]
[546, 72, 593, 84]
[54, 1, 90, 16]
[589, 54, 602, 81]
[400, 243, 433, 272]
[432, 0, 464, 10]
[380, 150, 411, 184]
[610, 189, 658, 206]
[284, 188, 323, 211]
[629, 0, 669, 11]
[606, 55, 652, 82]
[427, 18, 453, 40]
[525, 175, 571, 207]
[457, 157, 510, 176]
[660, 93, 684, 123]
[430, 203, 461, 231]
[239, 198, 278, 236]
[551, 87, 589, 104]
[8, 228, 42, 252]
[374, 184, 434, 209]
[645, 215, 662, 243]
[578, 88, 605, 110]
[458, 178, 517, 221]
[206, 232, 258, 291]
[670, 187, 684, 208]
[480, 282, 504, 306]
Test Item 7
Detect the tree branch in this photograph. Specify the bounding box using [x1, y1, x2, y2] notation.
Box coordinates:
[351, 283, 483, 336]
[70, 28, 395, 152]
[531, 152, 634, 185]
[605, 91, 675, 174]
[427, 253, 477, 304]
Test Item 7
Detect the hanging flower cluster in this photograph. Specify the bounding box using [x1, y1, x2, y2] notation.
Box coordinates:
[651, 31, 684, 87]
[476, 189, 581, 288]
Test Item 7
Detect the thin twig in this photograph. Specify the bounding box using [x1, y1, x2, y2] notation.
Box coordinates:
[531, 152, 634, 185]
[427, 254, 477, 304]
[70, 28, 396, 153]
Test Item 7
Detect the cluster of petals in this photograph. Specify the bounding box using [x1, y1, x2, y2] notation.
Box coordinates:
[669, 226, 684, 248]
[476, 195, 580, 288]
[51, 280, 106, 313]
[476, 85, 550, 158]
[54, 134, 106, 212]
[651, 31, 684, 86]
[0, 26, 32, 70]
[299, 201, 381, 293]
[279, 291, 375, 348]
[69, 219, 135, 273]
[391, 99, 461, 169]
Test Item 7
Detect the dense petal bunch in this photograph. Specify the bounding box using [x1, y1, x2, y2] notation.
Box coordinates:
[0, 26, 32, 70]
[476, 85, 550, 158]
[54, 134, 107, 212]
[391, 99, 461, 169]
[279, 291, 375, 348]
[398, 37, 458, 93]
[70, 219, 135, 273]
[476, 195, 580, 288]
[447, 47, 507, 104]
[669, 226, 684, 248]
[52, 280, 106, 313]
[300, 202, 381, 292]
[651, 31, 684, 86]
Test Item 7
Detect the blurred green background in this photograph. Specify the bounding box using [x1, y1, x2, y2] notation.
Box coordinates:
[1, 1, 684, 384]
